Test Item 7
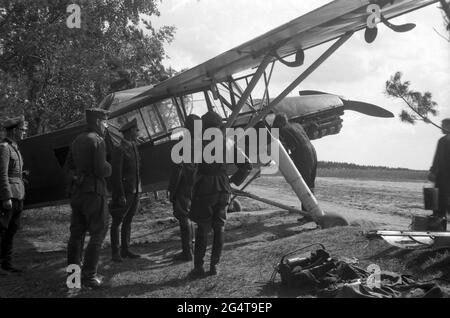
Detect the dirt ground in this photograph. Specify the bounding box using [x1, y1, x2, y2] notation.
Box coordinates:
[1, 175, 449, 298]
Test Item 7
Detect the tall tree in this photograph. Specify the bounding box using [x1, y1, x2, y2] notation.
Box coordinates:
[0, 0, 175, 135]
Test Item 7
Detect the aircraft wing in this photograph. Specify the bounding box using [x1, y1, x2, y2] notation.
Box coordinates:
[127, 0, 437, 100]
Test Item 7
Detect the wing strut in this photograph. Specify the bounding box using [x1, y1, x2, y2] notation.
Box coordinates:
[245, 31, 354, 130]
[246, 32, 353, 228]
[226, 54, 273, 128]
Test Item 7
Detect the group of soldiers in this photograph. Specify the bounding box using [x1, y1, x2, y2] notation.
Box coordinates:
[1, 105, 449, 290]
[1, 107, 449, 293]
[0, 108, 320, 289]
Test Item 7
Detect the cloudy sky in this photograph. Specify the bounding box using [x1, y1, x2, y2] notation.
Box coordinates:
[151, 0, 450, 170]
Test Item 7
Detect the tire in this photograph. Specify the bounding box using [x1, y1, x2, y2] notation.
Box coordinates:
[228, 199, 242, 213]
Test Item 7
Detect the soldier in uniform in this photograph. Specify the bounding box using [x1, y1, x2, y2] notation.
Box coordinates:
[110, 118, 142, 262]
[189, 111, 251, 278]
[168, 114, 200, 262]
[428, 118, 450, 231]
[0, 116, 27, 273]
[273, 113, 318, 193]
[66, 108, 112, 288]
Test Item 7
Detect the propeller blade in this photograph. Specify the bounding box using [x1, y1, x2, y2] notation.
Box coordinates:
[344, 100, 394, 118]
[299, 90, 347, 101]
[381, 16, 416, 33]
[365, 27, 378, 43]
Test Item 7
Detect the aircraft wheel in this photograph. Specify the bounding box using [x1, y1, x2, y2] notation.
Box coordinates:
[228, 199, 242, 213]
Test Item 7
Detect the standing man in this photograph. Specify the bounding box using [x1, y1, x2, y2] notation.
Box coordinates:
[0, 116, 27, 273]
[66, 108, 111, 289]
[272, 114, 318, 193]
[110, 118, 141, 262]
[428, 119, 450, 231]
[189, 111, 251, 278]
[168, 114, 200, 262]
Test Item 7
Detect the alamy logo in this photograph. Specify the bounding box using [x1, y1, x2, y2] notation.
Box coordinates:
[367, 4, 381, 29]
[66, 4, 81, 29]
[171, 121, 280, 174]
[66, 264, 81, 289]
[366, 264, 381, 289]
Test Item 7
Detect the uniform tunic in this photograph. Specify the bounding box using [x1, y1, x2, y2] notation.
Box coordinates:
[430, 134, 450, 217]
[0, 138, 25, 266]
[66, 131, 112, 275]
[110, 140, 141, 252]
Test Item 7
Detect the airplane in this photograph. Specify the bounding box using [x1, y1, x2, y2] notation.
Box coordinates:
[18, 0, 439, 229]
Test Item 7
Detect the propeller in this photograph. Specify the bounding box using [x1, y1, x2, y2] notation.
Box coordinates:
[343, 100, 394, 118]
[381, 16, 416, 33]
[299, 90, 394, 118]
[299, 90, 329, 96]
[365, 27, 379, 44]
[364, 15, 416, 44]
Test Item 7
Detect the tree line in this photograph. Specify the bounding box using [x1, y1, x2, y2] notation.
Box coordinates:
[317, 161, 419, 172]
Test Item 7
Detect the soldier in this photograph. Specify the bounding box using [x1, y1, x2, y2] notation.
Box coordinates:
[0, 116, 27, 273]
[66, 108, 112, 289]
[189, 111, 251, 278]
[272, 113, 317, 193]
[428, 118, 450, 231]
[168, 114, 200, 262]
[110, 118, 142, 262]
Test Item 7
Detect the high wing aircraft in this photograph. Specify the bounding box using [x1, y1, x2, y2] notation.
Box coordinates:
[19, 0, 438, 228]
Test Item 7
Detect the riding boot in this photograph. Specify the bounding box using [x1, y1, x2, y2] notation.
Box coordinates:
[210, 226, 225, 275]
[189, 227, 207, 278]
[174, 219, 193, 261]
[120, 200, 141, 259]
[110, 218, 122, 262]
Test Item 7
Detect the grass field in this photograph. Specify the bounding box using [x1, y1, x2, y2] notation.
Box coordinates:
[1, 167, 447, 298]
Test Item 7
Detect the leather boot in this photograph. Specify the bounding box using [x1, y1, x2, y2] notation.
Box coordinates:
[110, 219, 122, 262]
[121, 248, 141, 259]
[111, 248, 122, 263]
[121, 215, 141, 259]
[67, 236, 83, 268]
[174, 219, 193, 262]
[81, 273, 103, 289]
[210, 227, 225, 275]
[189, 228, 207, 279]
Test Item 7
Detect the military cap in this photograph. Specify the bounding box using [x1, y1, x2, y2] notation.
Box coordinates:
[85, 108, 110, 122]
[442, 118, 450, 125]
[202, 111, 223, 129]
[119, 118, 138, 132]
[3, 115, 28, 130]
[185, 114, 201, 135]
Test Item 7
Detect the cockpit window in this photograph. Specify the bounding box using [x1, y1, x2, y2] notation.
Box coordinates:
[109, 110, 150, 142]
[109, 98, 184, 145]
[156, 99, 182, 132]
